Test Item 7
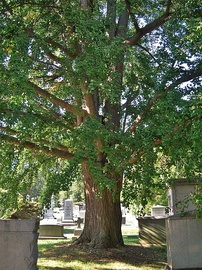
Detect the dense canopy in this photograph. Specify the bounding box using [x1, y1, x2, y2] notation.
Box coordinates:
[0, 0, 201, 247]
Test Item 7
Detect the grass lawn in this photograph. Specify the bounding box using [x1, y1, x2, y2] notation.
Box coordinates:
[37, 226, 167, 270]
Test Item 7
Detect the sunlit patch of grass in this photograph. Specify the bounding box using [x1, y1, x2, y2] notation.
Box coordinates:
[122, 226, 139, 235]
[38, 258, 158, 270]
[122, 226, 139, 245]
[38, 259, 166, 270]
[38, 258, 100, 270]
[63, 227, 75, 234]
[123, 234, 139, 245]
[38, 260, 137, 270]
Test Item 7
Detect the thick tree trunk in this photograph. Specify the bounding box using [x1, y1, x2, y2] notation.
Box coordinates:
[76, 162, 124, 248]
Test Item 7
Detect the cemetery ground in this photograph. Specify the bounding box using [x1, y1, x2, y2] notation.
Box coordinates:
[38, 225, 167, 270]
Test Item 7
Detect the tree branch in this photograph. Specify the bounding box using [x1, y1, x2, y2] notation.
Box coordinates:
[123, 0, 172, 46]
[25, 25, 79, 60]
[0, 133, 74, 160]
[45, 51, 62, 63]
[124, 0, 140, 31]
[0, 125, 72, 152]
[116, 9, 129, 38]
[81, 83, 98, 116]
[107, 0, 117, 38]
[137, 43, 160, 64]
[0, 105, 76, 130]
[129, 67, 202, 132]
[28, 81, 88, 117]
[129, 111, 202, 164]
[44, 38, 77, 59]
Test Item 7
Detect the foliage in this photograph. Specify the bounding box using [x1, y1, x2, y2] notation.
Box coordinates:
[1, 198, 42, 219]
[0, 0, 201, 219]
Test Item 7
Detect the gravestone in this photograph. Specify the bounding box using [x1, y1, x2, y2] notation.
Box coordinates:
[168, 179, 198, 215]
[73, 205, 80, 220]
[166, 212, 202, 269]
[0, 219, 39, 270]
[137, 216, 166, 247]
[121, 206, 126, 224]
[74, 217, 83, 237]
[43, 195, 56, 219]
[44, 208, 54, 219]
[64, 199, 73, 221]
[78, 209, 86, 222]
[137, 204, 167, 247]
[151, 205, 167, 217]
[39, 224, 65, 239]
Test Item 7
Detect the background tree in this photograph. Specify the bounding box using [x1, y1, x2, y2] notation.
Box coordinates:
[0, 0, 201, 248]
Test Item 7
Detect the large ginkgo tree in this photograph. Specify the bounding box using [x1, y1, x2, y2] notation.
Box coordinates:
[0, 0, 201, 248]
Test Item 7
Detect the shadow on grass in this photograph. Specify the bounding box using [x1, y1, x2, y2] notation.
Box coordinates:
[38, 240, 67, 252]
[38, 236, 167, 270]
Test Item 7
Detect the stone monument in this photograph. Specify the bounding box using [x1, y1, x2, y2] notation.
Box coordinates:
[167, 179, 198, 215]
[0, 219, 39, 270]
[63, 199, 74, 224]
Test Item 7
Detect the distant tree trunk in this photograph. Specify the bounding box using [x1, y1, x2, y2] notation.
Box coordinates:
[76, 162, 124, 248]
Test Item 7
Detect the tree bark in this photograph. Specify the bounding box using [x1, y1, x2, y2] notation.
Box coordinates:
[76, 162, 124, 248]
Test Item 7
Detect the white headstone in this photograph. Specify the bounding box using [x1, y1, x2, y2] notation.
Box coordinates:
[79, 210, 86, 221]
[151, 205, 166, 217]
[44, 208, 54, 219]
[64, 199, 73, 220]
[73, 205, 80, 220]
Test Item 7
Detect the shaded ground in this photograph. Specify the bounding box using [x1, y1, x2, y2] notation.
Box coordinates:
[38, 218, 167, 269]
[62, 243, 166, 266]
[39, 239, 167, 269]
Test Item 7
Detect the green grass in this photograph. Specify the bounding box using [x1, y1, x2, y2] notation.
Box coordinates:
[37, 228, 167, 270]
[123, 234, 139, 245]
[63, 227, 75, 234]
[38, 239, 67, 253]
